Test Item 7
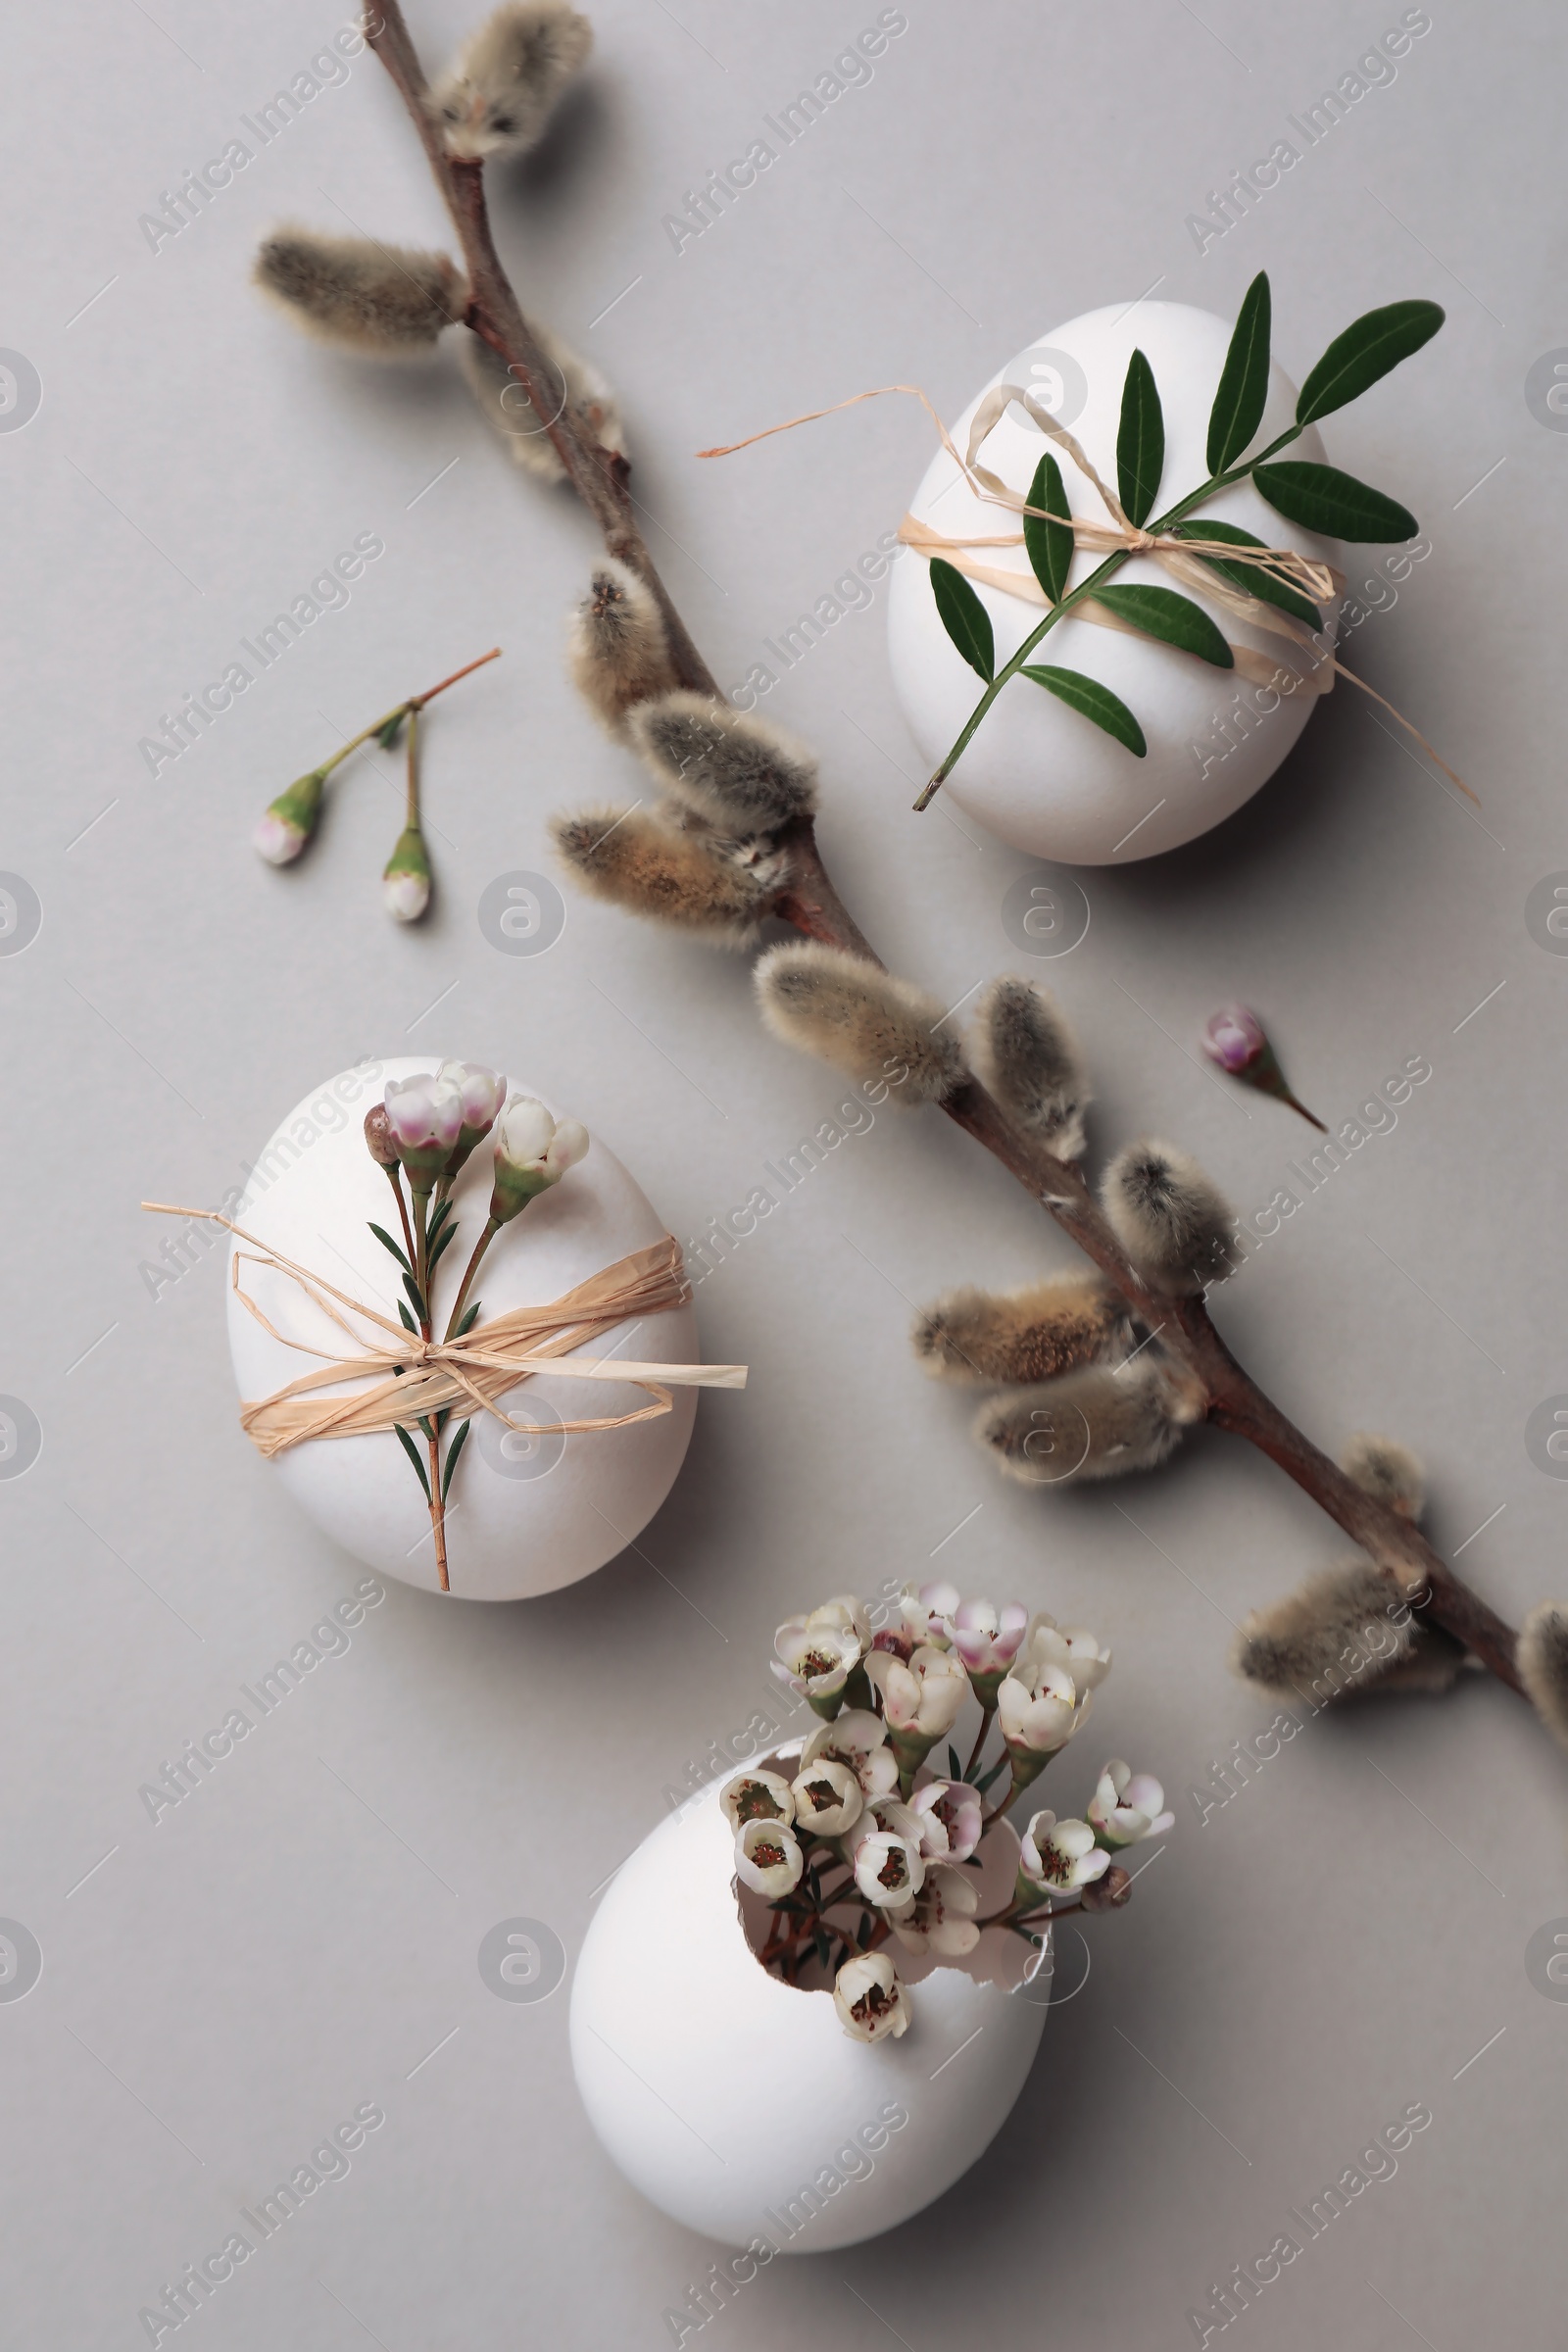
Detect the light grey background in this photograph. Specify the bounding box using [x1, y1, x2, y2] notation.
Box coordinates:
[3, 1, 1565, 2344]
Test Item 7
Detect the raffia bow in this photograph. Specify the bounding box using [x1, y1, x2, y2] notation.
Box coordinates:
[142, 1204, 746, 1458]
[700, 381, 1471, 800]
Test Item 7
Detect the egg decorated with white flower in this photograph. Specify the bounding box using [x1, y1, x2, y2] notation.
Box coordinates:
[223, 1057, 699, 1601]
[570, 1752, 1051, 2249]
[886, 300, 1343, 863]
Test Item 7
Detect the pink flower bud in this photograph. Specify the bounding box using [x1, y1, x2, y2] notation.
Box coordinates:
[1201, 1004, 1266, 1075]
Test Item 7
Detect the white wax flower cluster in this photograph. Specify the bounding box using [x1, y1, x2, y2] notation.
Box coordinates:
[723, 1583, 1170, 2041]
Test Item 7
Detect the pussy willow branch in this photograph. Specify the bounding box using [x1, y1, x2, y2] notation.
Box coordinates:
[365, 3, 1522, 1699]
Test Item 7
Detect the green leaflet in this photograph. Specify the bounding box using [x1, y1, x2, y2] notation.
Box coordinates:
[930, 556, 995, 681]
[1091, 582, 1234, 667]
[1116, 349, 1164, 527]
[1022, 452, 1073, 604]
[393, 1421, 432, 1500]
[368, 1221, 412, 1275]
[374, 710, 406, 750]
[1252, 460, 1418, 543]
[1206, 271, 1272, 473]
[1168, 518, 1322, 629]
[441, 1420, 471, 1500]
[1295, 299, 1445, 425]
[1020, 663, 1148, 757]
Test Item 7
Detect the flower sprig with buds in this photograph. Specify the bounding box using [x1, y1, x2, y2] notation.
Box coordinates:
[261, 1, 1568, 1765]
[253, 648, 500, 921]
[365, 1062, 587, 1588]
[727, 1585, 1165, 2039]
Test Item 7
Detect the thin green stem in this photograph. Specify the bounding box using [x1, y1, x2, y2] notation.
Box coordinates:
[914, 422, 1307, 808]
[405, 703, 420, 832]
[445, 1214, 501, 1341]
[384, 1163, 416, 1270]
[312, 646, 502, 788]
[962, 1704, 995, 1784]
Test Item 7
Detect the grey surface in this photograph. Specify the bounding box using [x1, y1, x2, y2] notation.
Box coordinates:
[3, 0, 1565, 2344]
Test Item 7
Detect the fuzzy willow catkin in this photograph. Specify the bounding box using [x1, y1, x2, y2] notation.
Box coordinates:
[1231, 1558, 1465, 1703]
[551, 808, 783, 943]
[431, 1, 594, 160]
[972, 1359, 1200, 1488]
[1102, 1139, 1241, 1294]
[911, 1274, 1130, 1386]
[568, 562, 675, 738]
[1342, 1432, 1426, 1520]
[460, 326, 626, 481]
[971, 976, 1091, 1160]
[628, 693, 818, 835]
[253, 230, 466, 353]
[1517, 1604, 1568, 1750]
[755, 943, 964, 1105]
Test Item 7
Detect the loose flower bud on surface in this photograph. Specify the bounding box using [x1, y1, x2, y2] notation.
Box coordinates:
[382, 823, 432, 922]
[253, 770, 326, 865]
[1200, 1004, 1326, 1132]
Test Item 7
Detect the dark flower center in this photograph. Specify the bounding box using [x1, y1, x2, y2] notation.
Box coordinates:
[734, 1782, 783, 1824]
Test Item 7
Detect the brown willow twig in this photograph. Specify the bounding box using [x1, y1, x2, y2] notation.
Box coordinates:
[363, 3, 1523, 1701]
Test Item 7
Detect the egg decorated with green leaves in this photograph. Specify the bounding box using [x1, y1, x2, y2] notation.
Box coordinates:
[888, 289, 1439, 864]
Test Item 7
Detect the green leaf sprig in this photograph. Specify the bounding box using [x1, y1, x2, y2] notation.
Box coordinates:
[915, 282, 1443, 808]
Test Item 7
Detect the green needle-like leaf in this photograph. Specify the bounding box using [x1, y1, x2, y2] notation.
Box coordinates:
[441, 1419, 471, 1500]
[1206, 270, 1272, 473]
[397, 1298, 417, 1335]
[1169, 518, 1322, 628]
[426, 1198, 454, 1246]
[374, 710, 406, 750]
[975, 1755, 1010, 1797]
[948, 1744, 962, 1781]
[929, 556, 995, 681]
[1295, 298, 1445, 425]
[402, 1270, 427, 1324]
[368, 1221, 413, 1275]
[1021, 452, 1074, 604]
[1252, 460, 1418, 543]
[1021, 663, 1149, 756]
[393, 1421, 432, 1500]
[1116, 349, 1164, 527]
[454, 1299, 482, 1338]
[427, 1220, 459, 1273]
[1091, 582, 1234, 667]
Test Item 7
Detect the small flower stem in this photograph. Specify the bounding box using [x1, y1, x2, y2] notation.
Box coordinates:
[963, 1704, 996, 1783]
[408, 646, 502, 710]
[311, 647, 502, 789]
[445, 1215, 501, 1341]
[405, 703, 420, 832]
[384, 1162, 416, 1269]
[406, 1184, 451, 1593]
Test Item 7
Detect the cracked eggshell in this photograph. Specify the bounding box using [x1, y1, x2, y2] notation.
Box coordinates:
[570, 1760, 1049, 2248]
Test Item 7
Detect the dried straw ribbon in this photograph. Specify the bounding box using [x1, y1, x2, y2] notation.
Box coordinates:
[143, 1204, 745, 1457]
[701, 382, 1470, 799]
